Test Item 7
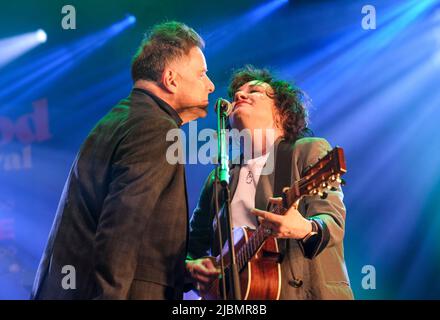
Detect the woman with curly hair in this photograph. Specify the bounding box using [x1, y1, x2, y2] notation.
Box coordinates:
[186, 65, 353, 300]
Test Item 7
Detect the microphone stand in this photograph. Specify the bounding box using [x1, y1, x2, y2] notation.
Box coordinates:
[216, 99, 241, 300]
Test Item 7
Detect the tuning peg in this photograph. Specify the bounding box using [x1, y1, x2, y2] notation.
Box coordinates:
[336, 174, 342, 184]
[320, 192, 328, 199]
[321, 182, 328, 189]
[330, 187, 337, 191]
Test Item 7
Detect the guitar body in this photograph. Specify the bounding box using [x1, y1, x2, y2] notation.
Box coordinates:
[202, 227, 282, 300]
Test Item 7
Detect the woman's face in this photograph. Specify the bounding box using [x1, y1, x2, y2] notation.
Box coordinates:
[230, 80, 280, 133]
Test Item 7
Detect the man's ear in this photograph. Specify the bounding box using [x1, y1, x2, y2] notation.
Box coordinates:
[161, 67, 178, 94]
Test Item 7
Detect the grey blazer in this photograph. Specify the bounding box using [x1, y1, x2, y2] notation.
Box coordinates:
[31, 88, 188, 299]
[188, 137, 354, 300]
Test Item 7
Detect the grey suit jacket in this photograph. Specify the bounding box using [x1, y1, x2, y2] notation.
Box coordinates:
[31, 88, 188, 299]
[188, 137, 354, 299]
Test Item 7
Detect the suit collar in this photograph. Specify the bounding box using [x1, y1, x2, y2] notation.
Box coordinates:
[131, 87, 183, 127]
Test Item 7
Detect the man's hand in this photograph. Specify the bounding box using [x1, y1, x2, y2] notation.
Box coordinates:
[251, 197, 312, 239]
[185, 257, 221, 295]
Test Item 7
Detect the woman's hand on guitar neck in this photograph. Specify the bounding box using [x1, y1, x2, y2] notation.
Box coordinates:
[251, 197, 312, 239]
[185, 257, 221, 294]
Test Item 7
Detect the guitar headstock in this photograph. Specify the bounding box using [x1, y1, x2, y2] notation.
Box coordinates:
[283, 146, 347, 208]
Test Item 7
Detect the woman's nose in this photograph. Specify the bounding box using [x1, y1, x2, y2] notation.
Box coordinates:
[234, 91, 247, 101]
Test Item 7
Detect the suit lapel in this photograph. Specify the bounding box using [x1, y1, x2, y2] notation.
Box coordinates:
[254, 137, 284, 212]
[255, 173, 273, 211]
[228, 164, 241, 199]
[227, 137, 286, 222]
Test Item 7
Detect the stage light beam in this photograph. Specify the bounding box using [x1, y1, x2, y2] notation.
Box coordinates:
[0, 29, 47, 69]
[0, 15, 136, 103]
[36, 29, 47, 43]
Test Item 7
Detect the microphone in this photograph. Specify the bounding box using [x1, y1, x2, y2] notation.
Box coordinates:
[213, 96, 243, 300]
[215, 98, 232, 116]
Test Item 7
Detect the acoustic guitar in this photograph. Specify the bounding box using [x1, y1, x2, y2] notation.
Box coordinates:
[202, 146, 347, 300]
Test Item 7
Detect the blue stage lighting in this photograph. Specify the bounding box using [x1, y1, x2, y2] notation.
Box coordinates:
[0, 30, 47, 69]
[204, 0, 288, 55]
[0, 16, 136, 103]
[36, 29, 47, 43]
[126, 15, 136, 25]
[109, 14, 137, 34]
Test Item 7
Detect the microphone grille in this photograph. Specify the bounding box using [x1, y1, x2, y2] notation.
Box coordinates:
[218, 98, 232, 115]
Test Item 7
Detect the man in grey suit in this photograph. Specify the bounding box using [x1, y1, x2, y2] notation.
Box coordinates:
[31, 21, 215, 299]
[185, 65, 353, 299]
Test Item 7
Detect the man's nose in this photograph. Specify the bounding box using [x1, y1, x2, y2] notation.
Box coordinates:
[207, 77, 215, 93]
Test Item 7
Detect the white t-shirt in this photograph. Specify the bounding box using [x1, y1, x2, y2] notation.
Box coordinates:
[231, 153, 270, 229]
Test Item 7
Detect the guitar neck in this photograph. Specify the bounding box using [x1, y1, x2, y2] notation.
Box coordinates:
[235, 200, 291, 271]
[235, 225, 270, 271]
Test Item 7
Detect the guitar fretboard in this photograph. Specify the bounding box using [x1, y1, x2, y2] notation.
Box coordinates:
[236, 226, 267, 271]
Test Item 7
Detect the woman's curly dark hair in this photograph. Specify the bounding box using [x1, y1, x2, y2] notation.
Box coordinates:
[228, 65, 310, 142]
